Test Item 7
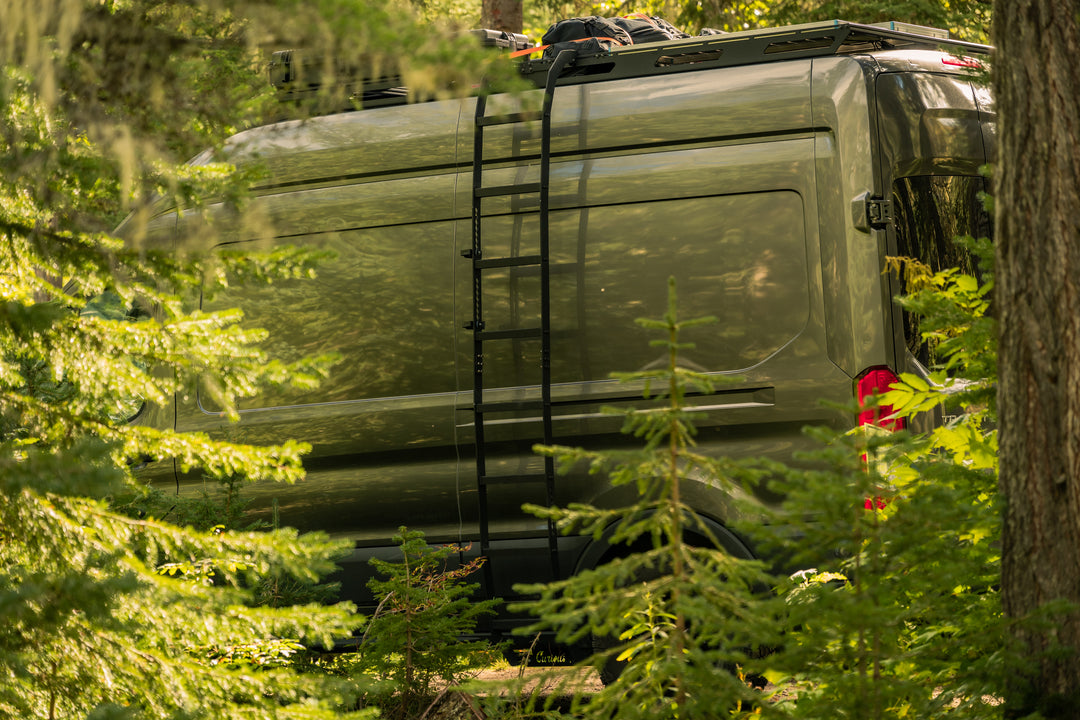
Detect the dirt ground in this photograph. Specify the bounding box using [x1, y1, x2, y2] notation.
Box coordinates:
[418, 666, 801, 719]
[418, 666, 1000, 718]
[475, 664, 604, 691]
[418, 665, 603, 719]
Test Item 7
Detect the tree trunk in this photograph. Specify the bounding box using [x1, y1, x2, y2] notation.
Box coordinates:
[481, 0, 523, 33]
[994, 1, 1080, 716]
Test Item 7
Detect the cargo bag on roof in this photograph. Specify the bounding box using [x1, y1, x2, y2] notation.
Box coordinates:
[541, 16, 630, 57]
[540, 15, 688, 58]
[613, 14, 691, 43]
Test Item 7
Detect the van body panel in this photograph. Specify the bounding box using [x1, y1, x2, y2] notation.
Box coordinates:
[114, 204, 178, 252]
[870, 49, 985, 75]
[242, 175, 458, 237]
[973, 82, 996, 162]
[460, 59, 814, 166]
[811, 56, 889, 378]
[219, 100, 462, 188]
[176, 178, 462, 542]
[454, 145, 819, 384]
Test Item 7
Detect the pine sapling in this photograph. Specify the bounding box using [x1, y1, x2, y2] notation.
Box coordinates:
[515, 277, 777, 719]
[360, 527, 501, 719]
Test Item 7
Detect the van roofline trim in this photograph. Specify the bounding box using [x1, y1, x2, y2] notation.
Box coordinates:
[518, 20, 991, 87]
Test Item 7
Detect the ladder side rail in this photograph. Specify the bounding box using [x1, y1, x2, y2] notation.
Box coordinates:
[469, 92, 494, 593]
[539, 48, 578, 579]
[574, 86, 593, 388]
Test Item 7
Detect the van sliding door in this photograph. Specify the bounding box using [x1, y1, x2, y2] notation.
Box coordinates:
[453, 65, 854, 592]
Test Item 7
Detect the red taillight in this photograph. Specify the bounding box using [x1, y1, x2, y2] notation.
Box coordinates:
[857, 366, 906, 431]
[857, 366, 904, 510]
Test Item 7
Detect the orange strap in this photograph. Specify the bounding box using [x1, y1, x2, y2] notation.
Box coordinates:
[510, 44, 546, 58]
[510, 34, 626, 58]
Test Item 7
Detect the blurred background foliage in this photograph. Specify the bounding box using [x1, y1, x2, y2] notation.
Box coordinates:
[407, 0, 990, 47]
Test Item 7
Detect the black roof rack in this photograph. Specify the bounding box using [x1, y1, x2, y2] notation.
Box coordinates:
[517, 20, 991, 87]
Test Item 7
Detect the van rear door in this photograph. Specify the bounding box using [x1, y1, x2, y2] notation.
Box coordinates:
[874, 52, 994, 376]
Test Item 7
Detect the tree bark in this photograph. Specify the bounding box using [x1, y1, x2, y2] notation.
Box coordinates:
[481, 0, 523, 34]
[994, 1, 1080, 716]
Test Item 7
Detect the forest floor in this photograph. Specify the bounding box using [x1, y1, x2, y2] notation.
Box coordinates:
[419, 665, 800, 718]
[420, 665, 601, 719]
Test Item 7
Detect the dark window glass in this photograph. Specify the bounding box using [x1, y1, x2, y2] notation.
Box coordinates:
[891, 175, 993, 367]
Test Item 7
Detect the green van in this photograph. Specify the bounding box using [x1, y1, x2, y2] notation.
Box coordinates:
[134, 20, 994, 635]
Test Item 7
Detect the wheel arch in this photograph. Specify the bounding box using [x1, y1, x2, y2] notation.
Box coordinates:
[570, 511, 758, 575]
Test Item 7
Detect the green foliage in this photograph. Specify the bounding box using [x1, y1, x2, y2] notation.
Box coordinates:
[888, 235, 997, 408]
[0, 0, 512, 717]
[0, 481, 368, 718]
[409, 0, 484, 29]
[1, 0, 1002, 717]
[764, 0, 992, 43]
[523, 0, 769, 37]
[201, 636, 309, 669]
[673, 0, 771, 34]
[748, 429, 1002, 718]
[515, 278, 776, 719]
[515, 243, 1001, 718]
[125, 483, 346, 612]
[359, 528, 501, 719]
[735, 235, 1002, 718]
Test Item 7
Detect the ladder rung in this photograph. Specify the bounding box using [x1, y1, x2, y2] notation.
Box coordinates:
[505, 261, 577, 276]
[479, 111, 542, 127]
[478, 193, 576, 209]
[476, 254, 542, 269]
[476, 399, 544, 413]
[479, 327, 542, 341]
[481, 472, 549, 486]
[476, 182, 541, 198]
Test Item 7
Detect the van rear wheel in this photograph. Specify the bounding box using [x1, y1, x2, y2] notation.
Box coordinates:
[588, 560, 663, 685]
[591, 630, 628, 686]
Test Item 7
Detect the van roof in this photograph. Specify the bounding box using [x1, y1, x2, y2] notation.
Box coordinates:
[270, 19, 992, 108]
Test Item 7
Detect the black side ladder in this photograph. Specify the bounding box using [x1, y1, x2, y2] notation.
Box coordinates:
[466, 49, 577, 593]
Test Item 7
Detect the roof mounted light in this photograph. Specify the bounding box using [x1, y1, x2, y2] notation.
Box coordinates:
[942, 55, 984, 69]
[871, 21, 950, 40]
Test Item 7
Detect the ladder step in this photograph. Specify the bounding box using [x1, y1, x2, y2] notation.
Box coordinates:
[476, 399, 544, 413]
[475, 192, 577, 210]
[479, 111, 542, 127]
[481, 472, 550, 486]
[476, 254, 542, 269]
[479, 327, 542, 341]
[476, 182, 541, 198]
[505, 261, 577, 276]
